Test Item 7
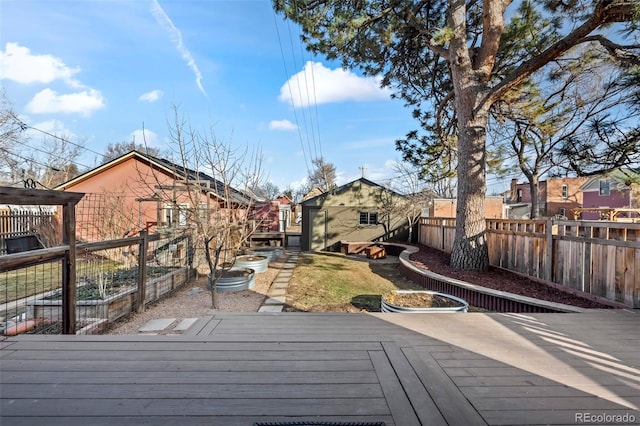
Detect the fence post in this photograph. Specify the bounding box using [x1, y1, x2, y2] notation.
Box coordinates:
[545, 219, 553, 282]
[136, 231, 148, 313]
[62, 201, 77, 335]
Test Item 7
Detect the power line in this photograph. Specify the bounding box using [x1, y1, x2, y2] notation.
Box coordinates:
[284, 16, 318, 164]
[272, 9, 311, 177]
[11, 139, 94, 171]
[9, 112, 108, 161]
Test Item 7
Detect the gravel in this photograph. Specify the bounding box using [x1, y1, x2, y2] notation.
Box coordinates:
[105, 264, 281, 335]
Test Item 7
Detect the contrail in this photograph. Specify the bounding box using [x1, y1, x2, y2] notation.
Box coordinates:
[151, 0, 207, 96]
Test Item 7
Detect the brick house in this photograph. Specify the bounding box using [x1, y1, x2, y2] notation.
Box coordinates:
[507, 177, 588, 218]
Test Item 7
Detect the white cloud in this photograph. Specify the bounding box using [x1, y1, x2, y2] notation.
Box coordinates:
[26, 88, 105, 116]
[279, 61, 391, 107]
[139, 90, 163, 102]
[130, 129, 159, 147]
[268, 119, 297, 131]
[0, 42, 81, 87]
[30, 119, 76, 138]
[150, 0, 206, 96]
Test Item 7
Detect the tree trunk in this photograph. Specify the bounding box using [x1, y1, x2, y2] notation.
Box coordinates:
[448, 0, 491, 271]
[529, 177, 539, 219]
[210, 288, 219, 310]
[450, 109, 490, 271]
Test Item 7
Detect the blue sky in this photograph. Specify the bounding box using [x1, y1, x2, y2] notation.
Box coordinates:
[0, 0, 426, 192]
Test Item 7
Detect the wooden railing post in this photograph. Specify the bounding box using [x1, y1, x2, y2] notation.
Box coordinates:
[62, 201, 77, 335]
[136, 231, 149, 313]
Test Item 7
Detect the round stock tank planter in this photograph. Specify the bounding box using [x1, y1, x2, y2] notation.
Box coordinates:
[233, 255, 268, 273]
[381, 290, 469, 313]
[208, 268, 256, 292]
[248, 247, 284, 262]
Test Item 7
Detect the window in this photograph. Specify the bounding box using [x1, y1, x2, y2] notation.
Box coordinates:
[561, 184, 568, 200]
[359, 211, 378, 225]
[197, 203, 209, 221]
[163, 203, 174, 227]
[163, 203, 189, 227]
[559, 208, 566, 217]
[599, 180, 610, 196]
[176, 204, 189, 226]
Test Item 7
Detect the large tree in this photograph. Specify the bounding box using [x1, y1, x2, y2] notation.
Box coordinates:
[0, 92, 28, 185]
[274, 0, 639, 270]
[308, 156, 337, 191]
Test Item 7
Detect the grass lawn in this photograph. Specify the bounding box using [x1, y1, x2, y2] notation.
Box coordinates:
[284, 251, 424, 312]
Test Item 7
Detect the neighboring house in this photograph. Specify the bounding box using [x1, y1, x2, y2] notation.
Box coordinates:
[54, 150, 253, 242]
[578, 169, 640, 220]
[426, 196, 505, 219]
[251, 194, 294, 232]
[507, 177, 588, 218]
[302, 186, 325, 201]
[300, 178, 410, 251]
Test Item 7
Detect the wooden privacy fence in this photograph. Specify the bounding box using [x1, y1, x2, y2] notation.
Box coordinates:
[418, 217, 640, 308]
[0, 209, 56, 255]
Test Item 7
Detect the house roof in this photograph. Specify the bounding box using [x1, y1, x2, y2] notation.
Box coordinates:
[54, 150, 253, 204]
[301, 177, 403, 205]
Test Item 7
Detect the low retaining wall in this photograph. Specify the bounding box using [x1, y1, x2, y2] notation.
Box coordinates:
[388, 243, 586, 313]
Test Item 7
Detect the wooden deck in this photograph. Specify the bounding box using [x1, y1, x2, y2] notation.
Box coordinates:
[1, 310, 638, 425]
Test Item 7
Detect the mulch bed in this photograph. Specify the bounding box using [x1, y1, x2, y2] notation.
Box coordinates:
[408, 244, 613, 309]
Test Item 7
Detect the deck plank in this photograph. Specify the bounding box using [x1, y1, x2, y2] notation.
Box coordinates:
[1, 370, 381, 385]
[0, 397, 391, 417]
[3, 383, 385, 399]
[380, 342, 448, 426]
[368, 350, 421, 426]
[401, 346, 487, 425]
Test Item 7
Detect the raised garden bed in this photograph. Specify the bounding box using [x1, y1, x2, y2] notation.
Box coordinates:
[25, 266, 190, 326]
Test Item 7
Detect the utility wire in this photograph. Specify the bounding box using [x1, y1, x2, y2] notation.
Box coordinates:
[9, 112, 107, 161]
[11, 139, 94, 171]
[285, 16, 317, 164]
[271, 9, 311, 176]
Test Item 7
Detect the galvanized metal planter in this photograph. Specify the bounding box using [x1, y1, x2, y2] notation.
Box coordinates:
[233, 255, 268, 273]
[248, 247, 284, 262]
[208, 268, 256, 292]
[381, 290, 469, 313]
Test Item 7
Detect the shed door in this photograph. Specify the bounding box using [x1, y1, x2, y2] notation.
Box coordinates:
[309, 209, 327, 251]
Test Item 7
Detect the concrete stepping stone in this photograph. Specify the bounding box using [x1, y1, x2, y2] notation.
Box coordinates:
[139, 318, 175, 332]
[258, 305, 283, 312]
